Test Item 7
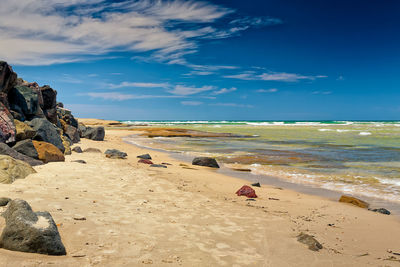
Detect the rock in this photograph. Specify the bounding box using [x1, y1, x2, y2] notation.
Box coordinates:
[28, 118, 65, 153]
[0, 155, 36, 184]
[137, 154, 152, 160]
[0, 199, 66, 255]
[150, 164, 167, 168]
[0, 102, 16, 143]
[0, 143, 43, 166]
[297, 233, 323, 251]
[83, 148, 101, 153]
[8, 85, 38, 118]
[40, 85, 57, 110]
[104, 149, 127, 159]
[0, 61, 17, 106]
[64, 125, 80, 143]
[61, 135, 71, 155]
[138, 159, 153, 164]
[14, 119, 36, 141]
[32, 141, 65, 163]
[251, 182, 261, 187]
[82, 126, 105, 141]
[73, 216, 86, 221]
[0, 197, 11, 206]
[192, 157, 220, 168]
[233, 168, 252, 172]
[43, 108, 58, 124]
[235, 185, 257, 198]
[12, 139, 39, 159]
[370, 208, 391, 215]
[72, 146, 83, 153]
[72, 160, 86, 164]
[339, 195, 369, 209]
[56, 102, 64, 108]
[77, 123, 87, 138]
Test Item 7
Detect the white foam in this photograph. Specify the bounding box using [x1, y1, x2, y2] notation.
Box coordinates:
[359, 132, 371, 136]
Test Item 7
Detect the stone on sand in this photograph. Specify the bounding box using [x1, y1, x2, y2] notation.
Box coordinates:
[83, 148, 102, 153]
[138, 159, 153, 164]
[235, 185, 257, 198]
[72, 146, 83, 153]
[192, 157, 220, 168]
[339, 195, 369, 209]
[137, 154, 152, 160]
[297, 233, 323, 251]
[0, 155, 36, 184]
[104, 149, 127, 159]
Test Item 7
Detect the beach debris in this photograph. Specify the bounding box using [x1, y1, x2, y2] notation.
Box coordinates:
[236, 185, 257, 198]
[370, 208, 391, 215]
[0, 143, 43, 166]
[72, 160, 86, 164]
[83, 147, 102, 153]
[297, 233, 323, 251]
[150, 164, 167, 168]
[72, 146, 83, 153]
[387, 249, 400, 256]
[0, 197, 11, 206]
[268, 197, 279, 201]
[32, 140, 65, 163]
[233, 168, 252, 172]
[251, 182, 261, 187]
[13, 139, 39, 159]
[137, 153, 152, 160]
[0, 102, 16, 143]
[192, 157, 220, 168]
[0, 199, 66, 255]
[105, 149, 127, 159]
[28, 118, 65, 153]
[339, 195, 369, 209]
[73, 216, 86, 221]
[0, 155, 36, 184]
[139, 159, 153, 164]
[14, 119, 36, 141]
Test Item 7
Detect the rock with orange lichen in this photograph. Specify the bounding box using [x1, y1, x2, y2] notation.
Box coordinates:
[32, 140, 64, 163]
[339, 195, 369, 209]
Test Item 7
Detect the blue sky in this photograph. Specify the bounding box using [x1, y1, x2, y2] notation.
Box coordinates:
[1, 0, 399, 120]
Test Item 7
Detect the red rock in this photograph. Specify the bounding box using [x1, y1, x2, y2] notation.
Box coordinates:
[236, 185, 257, 198]
[138, 159, 153, 164]
[0, 102, 16, 143]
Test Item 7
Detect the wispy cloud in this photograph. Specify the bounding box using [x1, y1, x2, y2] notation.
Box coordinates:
[256, 88, 278, 93]
[108, 82, 170, 89]
[212, 87, 237, 95]
[169, 85, 216, 95]
[181, 101, 203, 106]
[84, 92, 183, 101]
[210, 103, 254, 108]
[312, 91, 332, 95]
[224, 71, 327, 82]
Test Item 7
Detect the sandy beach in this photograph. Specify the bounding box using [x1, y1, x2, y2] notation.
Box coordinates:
[1, 128, 400, 266]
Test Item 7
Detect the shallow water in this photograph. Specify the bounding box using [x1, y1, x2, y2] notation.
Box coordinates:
[123, 121, 400, 203]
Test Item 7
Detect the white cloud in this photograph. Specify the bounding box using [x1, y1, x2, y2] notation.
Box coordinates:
[224, 71, 327, 82]
[212, 87, 237, 95]
[108, 82, 170, 89]
[169, 85, 216, 95]
[311, 91, 332, 95]
[181, 101, 203, 106]
[84, 92, 183, 101]
[256, 88, 278, 93]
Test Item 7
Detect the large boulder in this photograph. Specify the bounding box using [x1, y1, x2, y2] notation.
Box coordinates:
[0, 199, 66, 255]
[64, 125, 80, 143]
[14, 119, 36, 141]
[57, 108, 78, 128]
[28, 118, 65, 153]
[0, 61, 17, 106]
[12, 139, 39, 159]
[8, 85, 38, 119]
[0, 143, 43, 166]
[40, 85, 57, 110]
[32, 141, 65, 163]
[0, 155, 36, 184]
[82, 126, 105, 141]
[192, 157, 220, 168]
[78, 123, 87, 138]
[0, 102, 16, 143]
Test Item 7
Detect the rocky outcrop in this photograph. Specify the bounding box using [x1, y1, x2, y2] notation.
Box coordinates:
[0, 143, 42, 166]
[192, 157, 220, 168]
[339, 195, 369, 209]
[14, 119, 36, 141]
[28, 118, 65, 153]
[0, 61, 17, 106]
[0, 199, 66, 255]
[105, 149, 127, 159]
[32, 141, 65, 163]
[0, 102, 16, 143]
[12, 139, 39, 159]
[0, 155, 36, 184]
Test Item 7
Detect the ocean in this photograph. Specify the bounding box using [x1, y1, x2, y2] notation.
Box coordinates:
[122, 120, 400, 204]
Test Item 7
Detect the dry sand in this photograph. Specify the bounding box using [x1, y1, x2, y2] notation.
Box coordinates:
[0, 129, 400, 266]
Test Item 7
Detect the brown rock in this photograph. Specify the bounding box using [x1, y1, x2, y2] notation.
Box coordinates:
[32, 141, 65, 163]
[339, 195, 369, 209]
[60, 135, 71, 155]
[14, 119, 36, 141]
[0, 155, 36, 184]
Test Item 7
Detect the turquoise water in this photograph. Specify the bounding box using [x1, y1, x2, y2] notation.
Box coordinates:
[123, 120, 400, 203]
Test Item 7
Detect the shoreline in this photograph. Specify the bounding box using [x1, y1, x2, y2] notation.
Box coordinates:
[123, 132, 400, 217]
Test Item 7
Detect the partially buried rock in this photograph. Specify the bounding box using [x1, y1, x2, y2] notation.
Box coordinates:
[0, 155, 36, 184]
[339, 195, 369, 209]
[83, 148, 101, 153]
[150, 164, 167, 168]
[297, 233, 323, 251]
[105, 149, 127, 159]
[32, 141, 65, 163]
[0, 143, 43, 166]
[138, 159, 153, 164]
[12, 139, 39, 159]
[251, 182, 261, 187]
[72, 146, 83, 153]
[0, 199, 66, 255]
[236, 185, 257, 198]
[0, 197, 11, 207]
[137, 154, 152, 160]
[192, 157, 219, 168]
[370, 208, 391, 215]
[72, 160, 86, 164]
